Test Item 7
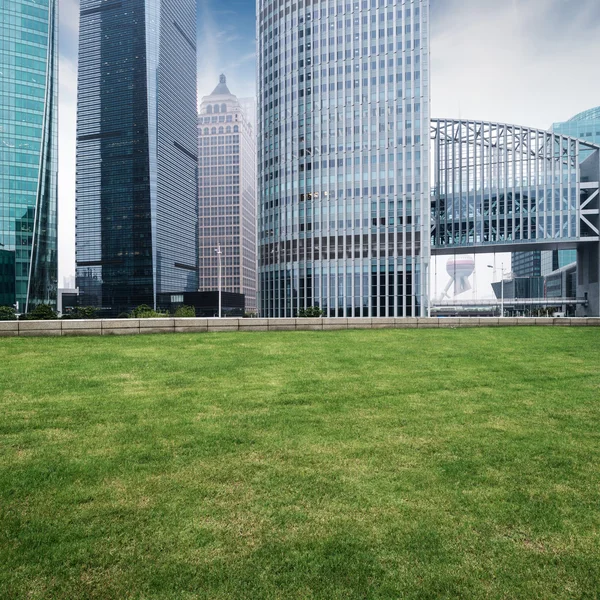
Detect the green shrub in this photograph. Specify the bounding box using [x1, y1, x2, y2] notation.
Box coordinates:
[117, 312, 130, 319]
[130, 304, 169, 319]
[0, 306, 16, 321]
[174, 305, 196, 318]
[24, 304, 57, 320]
[62, 306, 98, 320]
[298, 306, 324, 318]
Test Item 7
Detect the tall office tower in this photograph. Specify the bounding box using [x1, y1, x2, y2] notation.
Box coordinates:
[198, 75, 257, 312]
[76, 0, 198, 315]
[257, 0, 430, 317]
[0, 0, 58, 312]
[512, 251, 541, 278]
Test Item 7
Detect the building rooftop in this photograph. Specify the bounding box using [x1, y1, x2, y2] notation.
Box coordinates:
[210, 74, 232, 97]
[567, 106, 600, 122]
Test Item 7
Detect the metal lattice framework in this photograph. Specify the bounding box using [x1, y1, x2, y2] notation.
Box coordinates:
[430, 119, 600, 253]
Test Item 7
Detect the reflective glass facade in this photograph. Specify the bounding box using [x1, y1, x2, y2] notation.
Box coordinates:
[517, 107, 600, 280]
[431, 121, 598, 249]
[198, 77, 257, 312]
[257, 0, 430, 317]
[552, 106, 600, 148]
[0, 0, 58, 312]
[76, 0, 198, 315]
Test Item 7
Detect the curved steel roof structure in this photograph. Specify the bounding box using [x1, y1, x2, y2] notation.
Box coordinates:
[430, 119, 600, 254]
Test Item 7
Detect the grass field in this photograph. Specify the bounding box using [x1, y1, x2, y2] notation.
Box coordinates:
[0, 328, 599, 599]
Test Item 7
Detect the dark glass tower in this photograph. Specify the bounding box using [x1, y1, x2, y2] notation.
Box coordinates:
[76, 0, 198, 315]
[0, 0, 58, 312]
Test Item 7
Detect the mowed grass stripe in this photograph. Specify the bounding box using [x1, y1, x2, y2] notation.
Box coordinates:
[0, 329, 598, 599]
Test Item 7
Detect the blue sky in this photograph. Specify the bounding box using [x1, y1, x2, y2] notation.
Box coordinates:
[197, 0, 256, 100]
[57, 0, 600, 294]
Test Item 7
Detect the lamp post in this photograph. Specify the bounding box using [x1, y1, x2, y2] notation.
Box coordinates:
[487, 262, 510, 317]
[215, 245, 222, 318]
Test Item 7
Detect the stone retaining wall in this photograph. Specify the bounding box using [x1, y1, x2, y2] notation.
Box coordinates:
[1, 317, 599, 337]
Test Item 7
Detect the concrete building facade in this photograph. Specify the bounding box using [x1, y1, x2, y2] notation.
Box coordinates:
[198, 75, 257, 312]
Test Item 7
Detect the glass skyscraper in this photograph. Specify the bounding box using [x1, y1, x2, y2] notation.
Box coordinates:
[198, 76, 257, 312]
[0, 0, 58, 312]
[257, 0, 430, 317]
[76, 0, 198, 315]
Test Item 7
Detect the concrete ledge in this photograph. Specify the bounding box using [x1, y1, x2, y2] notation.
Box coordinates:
[372, 318, 395, 329]
[458, 318, 480, 327]
[268, 318, 296, 331]
[19, 329, 61, 337]
[322, 318, 348, 330]
[417, 318, 439, 328]
[207, 318, 239, 331]
[552, 318, 572, 326]
[139, 327, 175, 335]
[101, 319, 139, 329]
[0, 322, 19, 334]
[516, 318, 537, 326]
[479, 318, 501, 327]
[18, 320, 62, 332]
[174, 318, 209, 327]
[139, 318, 175, 329]
[394, 318, 418, 329]
[239, 318, 269, 331]
[296, 318, 324, 331]
[63, 328, 102, 337]
[437, 318, 461, 328]
[5, 316, 599, 338]
[102, 328, 140, 335]
[61, 320, 99, 330]
[348, 318, 373, 329]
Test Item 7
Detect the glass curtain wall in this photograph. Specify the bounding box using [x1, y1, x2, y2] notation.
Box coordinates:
[0, 0, 58, 312]
[76, 0, 198, 315]
[257, 0, 431, 317]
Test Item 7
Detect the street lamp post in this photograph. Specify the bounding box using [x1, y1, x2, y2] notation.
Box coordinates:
[215, 245, 222, 318]
[487, 262, 509, 317]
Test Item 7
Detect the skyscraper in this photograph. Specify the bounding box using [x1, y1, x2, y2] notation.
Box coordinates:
[0, 0, 58, 312]
[257, 0, 430, 317]
[76, 0, 198, 315]
[198, 76, 257, 312]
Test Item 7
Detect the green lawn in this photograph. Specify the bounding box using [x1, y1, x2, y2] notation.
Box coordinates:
[0, 329, 599, 599]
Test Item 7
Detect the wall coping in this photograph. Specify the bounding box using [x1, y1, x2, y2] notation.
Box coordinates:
[0, 317, 598, 337]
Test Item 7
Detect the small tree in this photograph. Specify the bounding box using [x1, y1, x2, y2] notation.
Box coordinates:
[174, 305, 196, 318]
[0, 306, 16, 321]
[298, 306, 324, 318]
[24, 304, 57, 320]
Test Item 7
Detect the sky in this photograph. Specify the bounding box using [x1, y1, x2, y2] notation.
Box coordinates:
[57, 0, 600, 297]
